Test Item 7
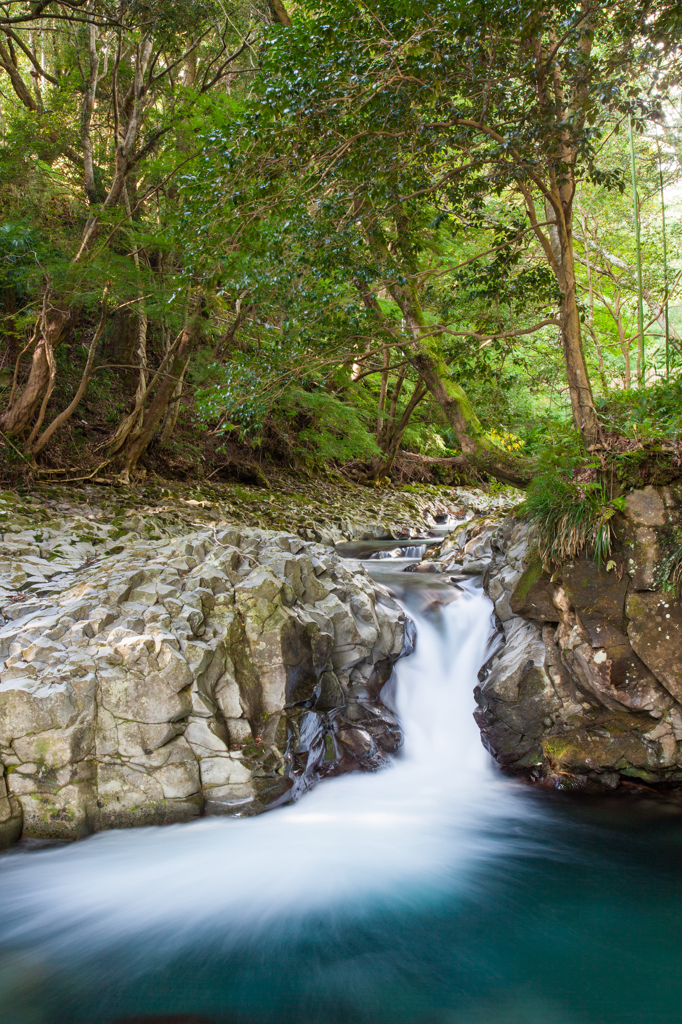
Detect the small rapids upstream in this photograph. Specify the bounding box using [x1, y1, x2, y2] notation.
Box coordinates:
[369, 544, 427, 559]
[2, 568, 682, 1023]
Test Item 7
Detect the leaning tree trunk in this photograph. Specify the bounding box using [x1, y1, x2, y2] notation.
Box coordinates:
[406, 342, 532, 487]
[373, 382, 428, 479]
[0, 300, 74, 437]
[360, 213, 532, 488]
[118, 304, 203, 481]
[388, 281, 533, 487]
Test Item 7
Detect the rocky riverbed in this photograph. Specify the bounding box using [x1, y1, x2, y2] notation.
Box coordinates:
[0, 478, 516, 846]
[8, 473, 679, 845]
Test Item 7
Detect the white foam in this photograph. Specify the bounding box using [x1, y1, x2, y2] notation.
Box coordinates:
[0, 584, 534, 967]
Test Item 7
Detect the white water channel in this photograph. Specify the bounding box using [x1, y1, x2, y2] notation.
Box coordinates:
[0, 575, 535, 980]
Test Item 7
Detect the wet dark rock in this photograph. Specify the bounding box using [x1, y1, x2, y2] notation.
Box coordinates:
[562, 556, 630, 632]
[402, 561, 443, 573]
[475, 487, 682, 787]
[510, 551, 560, 622]
[626, 591, 682, 703]
[401, 616, 417, 658]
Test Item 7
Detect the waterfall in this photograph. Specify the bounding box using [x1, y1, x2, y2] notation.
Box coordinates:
[0, 580, 533, 988]
[401, 544, 427, 559]
[0, 584, 678, 1024]
[369, 544, 427, 559]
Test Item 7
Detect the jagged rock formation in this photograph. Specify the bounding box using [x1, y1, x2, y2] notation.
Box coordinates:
[456, 485, 682, 788]
[0, 522, 412, 845]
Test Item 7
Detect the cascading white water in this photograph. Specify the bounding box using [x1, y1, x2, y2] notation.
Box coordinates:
[0, 580, 533, 975]
[402, 544, 428, 559]
[369, 545, 428, 559]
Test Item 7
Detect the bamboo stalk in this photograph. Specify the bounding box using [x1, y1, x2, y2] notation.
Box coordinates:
[656, 132, 670, 379]
[628, 114, 645, 385]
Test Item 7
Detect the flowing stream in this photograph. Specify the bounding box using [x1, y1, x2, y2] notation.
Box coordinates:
[2, 567, 682, 1023]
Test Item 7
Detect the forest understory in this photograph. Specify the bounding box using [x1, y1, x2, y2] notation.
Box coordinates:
[0, 0, 681, 556]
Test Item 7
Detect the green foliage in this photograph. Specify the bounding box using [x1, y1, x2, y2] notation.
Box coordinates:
[281, 387, 380, 465]
[0, 222, 52, 292]
[597, 378, 682, 439]
[0, 0, 680, 486]
[520, 476, 626, 567]
[401, 422, 450, 457]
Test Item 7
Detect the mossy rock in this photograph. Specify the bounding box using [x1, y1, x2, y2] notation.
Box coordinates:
[510, 548, 560, 622]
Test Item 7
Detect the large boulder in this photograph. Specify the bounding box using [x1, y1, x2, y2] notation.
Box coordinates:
[509, 550, 561, 622]
[464, 487, 682, 788]
[0, 524, 410, 842]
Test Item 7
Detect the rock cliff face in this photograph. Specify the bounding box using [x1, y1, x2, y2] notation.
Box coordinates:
[465, 485, 682, 788]
[0, 523, 410, 845]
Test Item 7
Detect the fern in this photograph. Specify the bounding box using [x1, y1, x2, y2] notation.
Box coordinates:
[283, 387, 380, 464]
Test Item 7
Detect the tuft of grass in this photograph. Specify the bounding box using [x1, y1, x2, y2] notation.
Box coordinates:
[520, 476, 625, 567]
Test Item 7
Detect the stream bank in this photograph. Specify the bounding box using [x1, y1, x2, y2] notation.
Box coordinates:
[0, 478, 514, 845]
[4, 472, 681, 848]
[438, 485, 682, 791]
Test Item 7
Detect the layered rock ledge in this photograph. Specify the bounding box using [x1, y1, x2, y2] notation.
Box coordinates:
[0, 516, 413, 845]
[447, 485, 682, 789]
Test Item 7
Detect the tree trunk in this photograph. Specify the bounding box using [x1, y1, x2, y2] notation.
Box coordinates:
[0, 300, 73, 437]
[377, 346, 390, 441]
[407, 343, 532, 487]
[581, 214, 608, 391]
[119, 305, 203, 480]
[268, 0, 292, 26]
[389, 281, 532, 487]
[553, 30, 599, 448]
[158, 354, 190, 447]
[30, 292, 108, 455]
[560, 287, 598, 445]
[358, 211, 532, 487]
[123, 183, 149, 442]
[614, 293, 631, 390]
[559, 258, 599, 448]
[373, 382, 428, 479]
[387, 366, 406, 428]
[537, 194, 599, 448]
[522, 29, 599, 451]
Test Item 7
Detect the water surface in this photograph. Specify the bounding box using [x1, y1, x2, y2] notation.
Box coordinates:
[1, 573, 681, 1024]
